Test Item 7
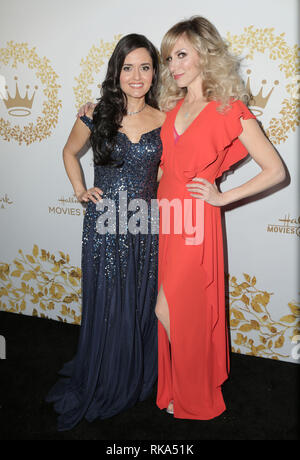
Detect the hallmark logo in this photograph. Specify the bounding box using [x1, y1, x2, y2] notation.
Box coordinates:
[0, 41, 61, 145]
[0, 193, 13, 209]
[2, 76, 38, 117]
[48, 195, 86, 217]
[226, 26, 300, 145]
[246, 69, 279, 117]
[267, 214, 300, 237]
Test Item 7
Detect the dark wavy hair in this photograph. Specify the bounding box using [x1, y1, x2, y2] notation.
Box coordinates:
[90, 34, 160, 166]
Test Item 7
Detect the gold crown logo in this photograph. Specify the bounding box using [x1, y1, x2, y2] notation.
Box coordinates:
[246, 70, 279, 116]
[3, 76, 38, 117]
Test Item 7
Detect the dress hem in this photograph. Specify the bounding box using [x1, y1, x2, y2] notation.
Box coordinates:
[156, 402, 226, 421]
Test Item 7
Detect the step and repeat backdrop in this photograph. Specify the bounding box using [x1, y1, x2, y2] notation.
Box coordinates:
[0, 0, 299, 363]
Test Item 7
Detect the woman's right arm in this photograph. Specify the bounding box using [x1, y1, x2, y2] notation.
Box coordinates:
[63, 115, 102, 203]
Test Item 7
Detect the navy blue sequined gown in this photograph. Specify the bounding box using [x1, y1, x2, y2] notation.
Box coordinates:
[46, 116, 162, 431]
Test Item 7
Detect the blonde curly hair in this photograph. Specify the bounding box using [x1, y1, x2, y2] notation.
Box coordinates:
[158, 16, 250, 112]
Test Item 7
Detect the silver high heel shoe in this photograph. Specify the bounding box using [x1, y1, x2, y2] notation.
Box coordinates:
[166, 400, 174, 415]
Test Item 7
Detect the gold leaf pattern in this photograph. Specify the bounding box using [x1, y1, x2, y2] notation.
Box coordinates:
[226, 27, 300, 145]
[0, 246, 81, 324]
[73, 35, 122, 109]
[1, 249, 299, 362]
[228, 273, 300, 360]
[0, 42, 62, 145]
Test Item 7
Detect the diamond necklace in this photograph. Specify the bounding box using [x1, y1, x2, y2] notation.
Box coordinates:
[127, 103, 146, 116]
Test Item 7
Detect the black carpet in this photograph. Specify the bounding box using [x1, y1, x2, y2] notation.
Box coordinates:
[0, 311, 299, 441]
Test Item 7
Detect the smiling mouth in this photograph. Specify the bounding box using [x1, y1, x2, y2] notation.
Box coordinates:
[129, 83, 144, 88]
[173, 74, 184, 80]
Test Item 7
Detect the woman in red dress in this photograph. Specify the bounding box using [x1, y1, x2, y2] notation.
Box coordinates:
[155, 16, 285, 419]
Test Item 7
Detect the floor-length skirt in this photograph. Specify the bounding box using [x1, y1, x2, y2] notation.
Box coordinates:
[46, 202, 158, 431]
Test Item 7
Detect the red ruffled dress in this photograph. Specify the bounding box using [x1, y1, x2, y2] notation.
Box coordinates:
[156, 99, 256, 419]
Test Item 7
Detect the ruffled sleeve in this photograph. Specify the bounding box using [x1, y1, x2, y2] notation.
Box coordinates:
[216, 100, 256, 178]
[80, 115, 93, 131]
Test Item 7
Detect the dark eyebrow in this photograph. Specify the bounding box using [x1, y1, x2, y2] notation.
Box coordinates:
[122, 62, 152, 66]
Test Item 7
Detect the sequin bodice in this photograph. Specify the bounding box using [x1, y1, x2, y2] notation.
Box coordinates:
[93, 129, 162, 204]
[80, 116, 162, 283]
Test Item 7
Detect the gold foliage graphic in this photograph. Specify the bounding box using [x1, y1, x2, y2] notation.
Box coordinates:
[228, 273, 300, 360]
[73, 35, 122, 109]
[227, 26, 300, 144]
[1, 248, 299, 363]
[0, 41, 62, 145]
[0, 246, 81, 324]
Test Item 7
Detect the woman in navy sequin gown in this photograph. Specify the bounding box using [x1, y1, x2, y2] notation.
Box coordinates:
[46, 35, 165, 431]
